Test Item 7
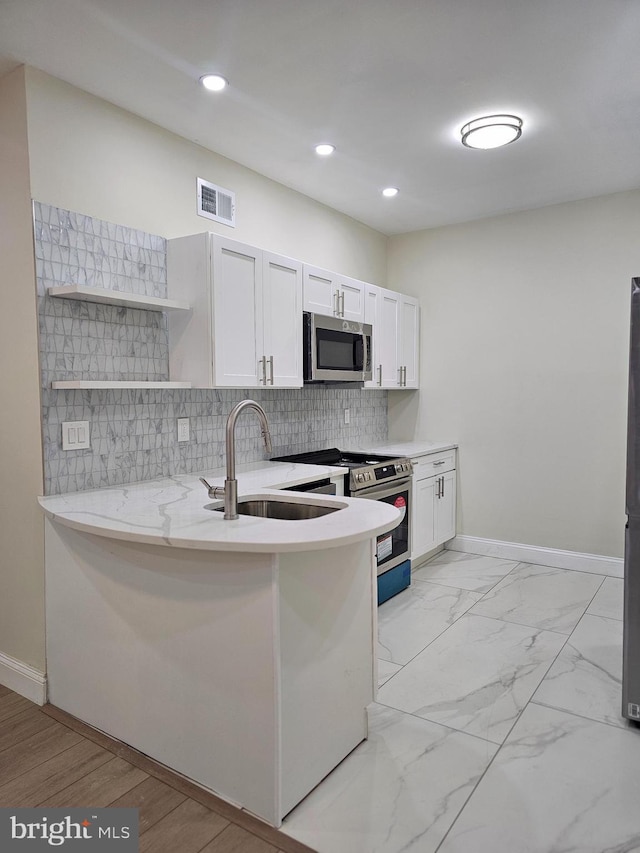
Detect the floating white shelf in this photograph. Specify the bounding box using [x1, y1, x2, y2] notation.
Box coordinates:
[47, 285, 191, 312]
[51, 380, 192, 390]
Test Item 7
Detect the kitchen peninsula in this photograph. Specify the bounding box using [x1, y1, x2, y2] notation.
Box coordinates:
[39, 461, 400, 827]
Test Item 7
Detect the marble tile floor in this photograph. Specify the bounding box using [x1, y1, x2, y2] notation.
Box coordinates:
[282, 551, 640, 853]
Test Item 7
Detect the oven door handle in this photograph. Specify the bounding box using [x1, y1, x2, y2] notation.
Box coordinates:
[354, 477, 413, 501]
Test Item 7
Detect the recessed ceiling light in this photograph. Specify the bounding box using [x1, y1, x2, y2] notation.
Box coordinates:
[200, 74, 228, 92]
[461, 114, 523, 149]
[382, 187, 399, 198]
[315, 144, 335, 156]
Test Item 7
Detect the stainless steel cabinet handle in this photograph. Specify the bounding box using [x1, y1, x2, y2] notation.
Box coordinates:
[433, 460, 445, 466]
[402, 365, 407, 386]
[268, 355, 274, 385]
[340, 291, 345, 317]
[333, 291, 339, 315]
[377, 364, 382, 386]
[398, 367, 403, 386]
[260, 356, 267, 385]
[441, 475, 445, 498]
[436, 476, 441, 498]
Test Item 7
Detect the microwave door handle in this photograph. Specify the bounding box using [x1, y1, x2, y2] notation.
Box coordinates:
[362, 333, 369, 375]
[354, 335, 364, 372]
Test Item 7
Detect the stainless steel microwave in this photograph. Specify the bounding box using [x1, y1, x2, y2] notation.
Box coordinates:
[303, 312, 372, 383]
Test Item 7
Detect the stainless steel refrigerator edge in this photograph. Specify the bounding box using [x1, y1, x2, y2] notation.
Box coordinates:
[623, 277, 640, 721]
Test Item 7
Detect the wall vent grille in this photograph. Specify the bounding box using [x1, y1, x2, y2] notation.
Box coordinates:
[197, 177, 235, 227]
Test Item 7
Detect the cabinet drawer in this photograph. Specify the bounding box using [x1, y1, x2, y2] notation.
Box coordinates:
[412, 449, 456, 479]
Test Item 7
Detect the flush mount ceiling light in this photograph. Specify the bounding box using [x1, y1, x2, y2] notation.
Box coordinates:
[315, 144, 335, 156]
[382, 187, 399, 197]
[200, 74, 228, 92]
[461, 114, 523, 149]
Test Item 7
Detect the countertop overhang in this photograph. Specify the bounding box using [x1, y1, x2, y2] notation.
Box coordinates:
[38, 460, 401, 553]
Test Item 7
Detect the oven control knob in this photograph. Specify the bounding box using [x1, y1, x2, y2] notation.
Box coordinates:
[356, 473, 364, 482]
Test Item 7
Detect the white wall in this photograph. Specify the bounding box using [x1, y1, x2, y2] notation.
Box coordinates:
[0, 66, 46, 671]
[24, 68, 387, 285]
[388, 191, 640, 559]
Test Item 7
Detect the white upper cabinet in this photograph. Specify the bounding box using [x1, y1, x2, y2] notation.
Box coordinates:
[262, 252, 303, 387]
[212, 238, 263, 387]
[379, 288, 401, 388]
[167, 232, 415, 390]
[302, 266, 336, 316]
[363, 286, 420, 389]
[339, 275, 366, 323]
[363, 284, 381, 388]
[167, 233, 302, 388]
[302, 265, 365, 322]
[399, 293, 420, 389]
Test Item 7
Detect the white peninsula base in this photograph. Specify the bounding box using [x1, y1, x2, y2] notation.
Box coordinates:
[45, 519, 376, 827]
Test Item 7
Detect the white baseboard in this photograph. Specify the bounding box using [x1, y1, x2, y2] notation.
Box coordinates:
[0, 652, 47, 705]
[446, 535, 623, 578]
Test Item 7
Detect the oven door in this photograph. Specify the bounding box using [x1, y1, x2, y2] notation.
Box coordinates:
[356, 478, 411, 575]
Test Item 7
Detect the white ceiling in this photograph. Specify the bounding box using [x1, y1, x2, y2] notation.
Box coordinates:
[2, 0, 640, 235]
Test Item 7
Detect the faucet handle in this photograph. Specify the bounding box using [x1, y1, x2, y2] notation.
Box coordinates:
[199, 477, 224, 499]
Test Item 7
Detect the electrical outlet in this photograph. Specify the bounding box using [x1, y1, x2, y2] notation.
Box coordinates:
[62, 421, 90, 451]
[177, 418, 190, 443]
[344, 408, 350, 425]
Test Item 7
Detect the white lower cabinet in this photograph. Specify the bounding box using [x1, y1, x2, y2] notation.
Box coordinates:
[411, 450, 457, 562]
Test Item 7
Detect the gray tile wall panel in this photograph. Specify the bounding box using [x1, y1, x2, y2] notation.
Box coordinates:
[35, 203, 388, 494]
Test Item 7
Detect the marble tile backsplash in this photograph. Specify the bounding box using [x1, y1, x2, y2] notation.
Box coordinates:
[35, 203, 388, 495]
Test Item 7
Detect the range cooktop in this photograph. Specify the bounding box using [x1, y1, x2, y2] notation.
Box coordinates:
[271, 447, 413, 492]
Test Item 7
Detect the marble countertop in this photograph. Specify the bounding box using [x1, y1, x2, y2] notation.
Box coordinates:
[38, 460, 401, 554]
[347, 439, 457, 458]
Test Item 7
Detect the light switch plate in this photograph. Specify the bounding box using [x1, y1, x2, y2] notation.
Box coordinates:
[62, 421, 90, 450]
[177, 418, 190, 443]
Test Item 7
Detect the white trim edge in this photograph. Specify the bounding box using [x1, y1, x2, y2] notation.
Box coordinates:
[0, 652, 47, 705]
[446, 535, 623, 578]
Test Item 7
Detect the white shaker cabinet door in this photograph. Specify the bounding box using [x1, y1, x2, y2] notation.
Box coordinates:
[212, 238, 263, 387]
[338, 276, 366, 323]
[412, 475, 437, 559]
[364, 283, 382, 388]
[399, 295, 420, 389]
[303, 265, 338, 316]
[262, 252, 303, 387]
[436, 469, 457, 543]
[379, 288, 401, 388]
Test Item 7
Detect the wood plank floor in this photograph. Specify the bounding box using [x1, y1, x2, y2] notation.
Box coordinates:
[0, 686, 315, 853]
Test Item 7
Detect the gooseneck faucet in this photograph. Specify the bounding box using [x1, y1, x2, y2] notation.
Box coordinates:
[200, 399, 273, 520]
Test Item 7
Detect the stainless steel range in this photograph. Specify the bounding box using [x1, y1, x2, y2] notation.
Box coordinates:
[272, 448, 413, 603]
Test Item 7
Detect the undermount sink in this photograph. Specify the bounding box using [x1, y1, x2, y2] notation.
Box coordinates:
[207, 497, 343, 520]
